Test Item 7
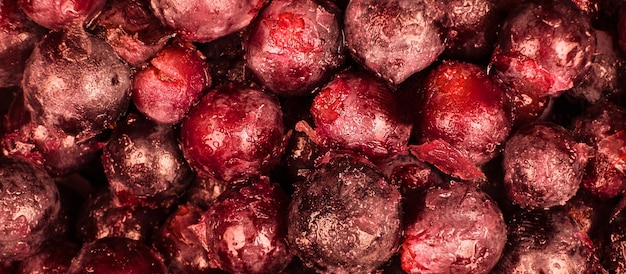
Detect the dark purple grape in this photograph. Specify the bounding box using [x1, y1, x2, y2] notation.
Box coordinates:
[490, 0, 596, 98]
[0, 157, 60, 261]
[88, 0, 175, 67]
[401, 181, 506, 274]
[493, 208, 599, 273]
[21, 28, 131, 138]
[150, 0, 268, 42]
[0, 0, 45, 88]
[245, 0, 345, 96]
[132, 41, 211, 124]
[153, 204, 223, 274]
[570, 102, 626, 199]
[503, 122, 589, 208]
[16, 240, 80, 274]
[344, 0, 445, 85]
[288, 151, 402, 273]
[18, 0, 106, 29]
[202, 177, 292, 274]
[101, 114, 193, 209]
[180, 84, 288, 182]
[67, 237, 168, 274]
[75, 189, 166, 243]
[417, 61, 514, 167]
[297, 71, 412, 160]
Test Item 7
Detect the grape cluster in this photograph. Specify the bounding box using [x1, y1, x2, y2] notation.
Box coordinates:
[1, 0, 626, 273]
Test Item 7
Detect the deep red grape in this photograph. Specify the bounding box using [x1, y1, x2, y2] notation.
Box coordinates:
[19, 0, 106, 29]
[16, 240, 80, 274]
[401, 181, 507, 274]
[150, 0, 268, 42]
[245, 0, 345, 96]
[201, 177, 292, 274]
[132, 41, 211, 124]
[180, 84, 288, 182]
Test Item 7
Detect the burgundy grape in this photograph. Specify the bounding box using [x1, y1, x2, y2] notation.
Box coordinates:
[132, 41, 211, 124]
[0, 0, 45, 88]
[67, 237, 168, 274]
[417, 61, 514, 166]
[180, 84, 288, 182]
[101, 114, 193, 209]
[183, 175, 229, 211]
[401, 181, 507, 274]
[150, 0, 268, 42]
[297, 71, 412, 160]
[344, 0, 445, 85]
[376, 153, 442, 193]
[288, 151, 402, 273]
[0, 157, 60, 261]
[202, 177, 292, 274]
[19, 0, 106, 29]
[490, 0, 596, 97]
[503, 122, 589, 208]
[245, 0, 345, 96]
[88, 0, 175, 67]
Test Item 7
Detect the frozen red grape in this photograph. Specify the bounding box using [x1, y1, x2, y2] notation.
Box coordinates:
[132, 41, 211, 124]
[0, 0, 45, 88]
[401, 181, 507, 274]
[490, 0, 596, 97]
[245, 0, 345, 96]
[201, 177, 292, 273]
[16, 240, 80, 274]
[0, 157, 60, 261]
[101, 114, 193, 209]
[503, 122, 589, 208]
[180, 84, 288, 182]
[296, 71, 412, 160]
[288, 151, 402, 273]
[88, 0, 175, 67]
[67, 237, 168, 274]
[150, 0, 267, 42]
[344, 0, 445, 85]
[19, 0, 106, 29]
[417, 61, 514, 166]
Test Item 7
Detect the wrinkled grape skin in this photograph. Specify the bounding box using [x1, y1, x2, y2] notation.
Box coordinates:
[18, 0, 106, 29]
[490, 0, 596, 98]
[0, 0, 45, 88]
[493, 208, 597, 274]
[67, 237, 168, 274]
[245, 0, 344, 96]
[301, 71, 412, 159]
[132, 42, 211, 124]
[570, 102, 626, 199]
[503, 122, 589, 209]
[401, 181, 507, 274]
[89, 0, 175, 67]
[418, 61, 514, 166]
[76, 189, 166, 243]
[16, 240, 80, 274]
[153, 204, 222, 274]
[21, 28, 131, 139]
[180, 84, 288, 182]
[150, 0, 267, 42]
[202, 177, 292, 274]
[288, 152, 402, 273]
[344, 0, 444, 85]
[0, 157, 60, 261]
[101, 114, 193, 208]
